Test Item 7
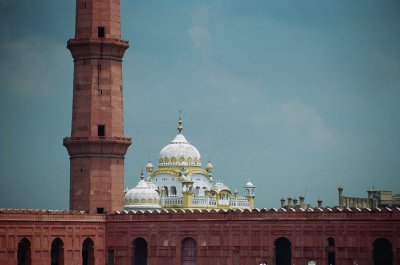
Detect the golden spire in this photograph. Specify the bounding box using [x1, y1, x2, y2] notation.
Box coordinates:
[177, 110, 183, 134]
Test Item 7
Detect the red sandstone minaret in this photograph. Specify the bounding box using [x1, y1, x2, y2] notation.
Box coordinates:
[64, 0, 131, 214]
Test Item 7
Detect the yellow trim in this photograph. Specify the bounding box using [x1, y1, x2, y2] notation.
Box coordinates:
[182, 191, 193, 208]
[152, 167, 210, 179]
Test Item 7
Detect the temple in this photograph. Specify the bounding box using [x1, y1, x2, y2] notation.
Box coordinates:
[124, 113, 255, 210]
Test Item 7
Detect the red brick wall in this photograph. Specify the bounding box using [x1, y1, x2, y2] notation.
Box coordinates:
[1, 208, 399, 265]
[0, 210, 105, 265]
[105, 208, 400, 265]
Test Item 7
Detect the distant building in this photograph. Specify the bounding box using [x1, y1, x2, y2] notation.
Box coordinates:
[338, 186, 400, 208]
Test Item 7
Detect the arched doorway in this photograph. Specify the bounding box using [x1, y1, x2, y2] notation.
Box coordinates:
[182, 237, 196, 265]
[132, 237, 147, 265]
[326, 237, 335, 265]
[82, 238, 94, 265]
[275, 237, 291, 265]
[51, 238, 64, 265]
[373, 238, 392, 265]
[17, 238, 31, 265]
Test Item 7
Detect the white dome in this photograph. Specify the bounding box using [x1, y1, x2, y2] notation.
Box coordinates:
[206, 161, 213, 173]
[211, 182, 230, 193]
[245, 180, 255, 188]
[146, 161, 154, 172]
[146, 180, 158, 191]
[159, 133, 201, 167]
[124, 177, 161, 210]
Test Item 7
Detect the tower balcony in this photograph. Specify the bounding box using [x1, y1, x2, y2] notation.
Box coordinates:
[63, 136, 132, 158]
[67, 38, 129, 61]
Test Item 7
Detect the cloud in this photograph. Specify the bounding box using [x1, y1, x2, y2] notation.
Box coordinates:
[0, 37, 69, 97]
[197, 64, 261, 105]
[253, 100, 335, 148]
[191, 5, 215, 23]
[280, 100, 334, 144]
[188, 25, 211, 50]
[188, 5, 215, 57]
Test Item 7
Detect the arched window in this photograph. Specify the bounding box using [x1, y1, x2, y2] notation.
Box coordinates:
[275, 237, 291, 265]
[195, 187, 200, 196]
[132, 237, 147, 265]
[163, 186, 169, 196]
[171, 186, 177, 196]
[373, 238, 392, 265]
[82, 238, 94, 265]
[17, 238, 31, 265]
[326, 237, 335, 265]
[182, 237, 196, 265]
[327, 237, 335, 247]
[51, 238, 64, 265]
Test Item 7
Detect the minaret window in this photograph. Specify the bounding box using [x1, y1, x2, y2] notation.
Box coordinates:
[98, 27, 105, 38]
[98, 125, 105, 137]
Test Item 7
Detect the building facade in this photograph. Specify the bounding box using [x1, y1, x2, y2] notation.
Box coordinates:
[0, 1, 399, 265]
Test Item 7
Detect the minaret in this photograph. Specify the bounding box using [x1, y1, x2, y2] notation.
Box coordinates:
[64, 0, 131, 213]
[244, 180, 255, 209]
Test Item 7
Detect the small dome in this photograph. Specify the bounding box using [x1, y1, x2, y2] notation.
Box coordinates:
[146, 175, 158, 191]
[146, 161, 154, 172]
[180, 174, 192, 183]
[124, 173, 161, 210]
[206, 161, 213, 173]
[159, 134, 201, 167]
[244, 180, 255, 188]
[211, 181, 230, 193]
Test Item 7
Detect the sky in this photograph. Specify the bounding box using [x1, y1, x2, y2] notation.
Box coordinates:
[0, 0, 399, 210]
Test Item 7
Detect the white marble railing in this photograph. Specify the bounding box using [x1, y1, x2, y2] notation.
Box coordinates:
[192, 197, 217, 207]
[161, 195, 249, 209]
[162, 197, 183, 206]
[230, 197, 250, 208]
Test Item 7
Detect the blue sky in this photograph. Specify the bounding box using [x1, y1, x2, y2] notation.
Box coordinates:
[0, 0, 399, 209]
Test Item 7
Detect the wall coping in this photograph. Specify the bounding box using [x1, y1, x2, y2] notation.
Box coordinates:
[1, 207, 399, 222]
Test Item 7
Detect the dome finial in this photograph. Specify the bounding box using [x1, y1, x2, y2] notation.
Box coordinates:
[177, 110, 183, 134]
[140, 169, 144, 180]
